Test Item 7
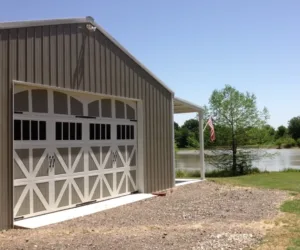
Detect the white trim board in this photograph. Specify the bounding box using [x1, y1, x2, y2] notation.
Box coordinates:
[14, 193, 154, 229]
[175, 179, 204, 187]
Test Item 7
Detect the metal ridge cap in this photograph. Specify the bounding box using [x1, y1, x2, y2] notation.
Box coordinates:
[0, 17, 90, 29]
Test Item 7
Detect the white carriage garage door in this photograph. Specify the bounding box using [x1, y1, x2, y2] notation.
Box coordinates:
[13, 85, 138, 219]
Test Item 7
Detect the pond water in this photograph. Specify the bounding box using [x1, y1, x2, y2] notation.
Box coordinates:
[176, 149, 300, 172]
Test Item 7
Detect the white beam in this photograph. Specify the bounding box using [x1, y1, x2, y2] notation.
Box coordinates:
[198, 112, 205, 180]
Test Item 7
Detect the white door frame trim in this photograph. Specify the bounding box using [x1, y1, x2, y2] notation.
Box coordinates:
[12, 80, 145, 219]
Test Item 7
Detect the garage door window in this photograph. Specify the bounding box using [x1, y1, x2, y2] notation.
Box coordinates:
[117, 125, 134, 140]
[89, 123, 111, 140]
[14, 120, 46, 141]
[56, 122, 82, 140]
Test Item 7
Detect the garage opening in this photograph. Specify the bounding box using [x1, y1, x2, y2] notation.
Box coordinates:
[13, 84, 139, 219]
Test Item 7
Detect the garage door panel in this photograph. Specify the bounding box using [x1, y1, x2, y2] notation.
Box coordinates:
[89, 175, 101, 200]
[103, 173, 114, 197]
[103, 149, 113, 169]
[14, 185, 28, 215]
[89, 148, 101, 171]
[116, 172, 126, 194]
[129, 151, 137, 167]
[33, 148, 49, 177]
[33, 186, 48, 213]
[72, 148, 84, 173]
[15, 188, 30, 217]
[128, 170, 137, 193]
[14, 158, 27, 180]
[14, 87, 139, 219]
[14, 149, 30, 179]
[55, 148, 69, 175]
[56, 183, 69, 208]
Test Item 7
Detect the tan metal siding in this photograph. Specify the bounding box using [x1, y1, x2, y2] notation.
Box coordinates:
[34, 27, 42, 84]
[0, 29, 13, 229]
[0, 23, 173, 229]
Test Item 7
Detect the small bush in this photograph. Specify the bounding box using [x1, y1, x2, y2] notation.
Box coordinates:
[275, 138, 283, 149]
[176, 169, 185, 178]
[282, 168, 300, 173]
[283, 137, 297, 148]
[276, 137, 296, 149]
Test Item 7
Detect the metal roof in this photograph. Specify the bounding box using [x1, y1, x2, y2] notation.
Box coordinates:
[174, 97, 204, 114]
[0, 16, 174, 95]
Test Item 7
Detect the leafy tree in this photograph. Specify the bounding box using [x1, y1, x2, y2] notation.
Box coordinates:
[207, 85, 269, 175]
[182, 119, 199, 139]
[275, 125, 288, 139]
[288, 116, 300, 140]
[174, 122, 179, 131]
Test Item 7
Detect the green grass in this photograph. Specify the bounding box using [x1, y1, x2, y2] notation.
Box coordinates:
[210, 171, 300, 193]
[281, 200, 300, 215]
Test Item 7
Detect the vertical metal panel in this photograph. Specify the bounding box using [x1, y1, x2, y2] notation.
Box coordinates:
[125, 64, 129, 97]
[105, 44, 111, 95]
[0, 29, 13, 229]
[100, 40, 106, 93]
[77, 28, 84, 90]
[57, 25, 64, 88]
[42, 26, 50, 85]
[153, 86, 159, 190]
[18, 29, 26, 80]
[120, 59, 125, 96]
[84, 32, 89, 92]
[70, 24, 77, 90]
[64, 25, 71, 89]
[162, 95, 167, 189]
[95, 32, 101, 93]
[89, 32, 96, 93]
[138, 75, 142, 99]
[115, 53, 120, 96]
[50, 26, 57, 86]
[149, 84, 155, 191]
[129, 68, 134, 98]
[34, 27, 42, 84]
[134, 71, 138, 98]
[111, 51, 116, 95]
[27, 28, 35, 83]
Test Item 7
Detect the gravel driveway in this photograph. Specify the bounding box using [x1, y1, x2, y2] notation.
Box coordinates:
[0, 181, 287, 250]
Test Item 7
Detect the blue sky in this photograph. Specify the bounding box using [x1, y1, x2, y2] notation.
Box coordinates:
[1, 0, 300, 128]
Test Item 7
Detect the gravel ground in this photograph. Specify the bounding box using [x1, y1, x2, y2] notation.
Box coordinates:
[0, 181, 288, 250]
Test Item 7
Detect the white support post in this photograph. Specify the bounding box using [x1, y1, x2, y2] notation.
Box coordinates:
[198, 112, 205, 180]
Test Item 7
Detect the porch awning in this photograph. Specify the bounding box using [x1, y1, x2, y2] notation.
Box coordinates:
[173, 97, 204, 114]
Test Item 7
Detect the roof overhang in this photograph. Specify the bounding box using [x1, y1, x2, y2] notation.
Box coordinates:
[0, 16, 174, 95]
[174, 97, 204, 114]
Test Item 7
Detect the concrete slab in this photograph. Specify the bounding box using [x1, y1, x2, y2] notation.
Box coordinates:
[14, 193, 154, 229]
[175, 178, 204, 186]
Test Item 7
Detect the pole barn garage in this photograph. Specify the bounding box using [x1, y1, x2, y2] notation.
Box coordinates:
[0, 16, 205, 229]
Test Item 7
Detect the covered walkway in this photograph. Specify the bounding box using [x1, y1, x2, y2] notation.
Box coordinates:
[173, 97, 205, 179]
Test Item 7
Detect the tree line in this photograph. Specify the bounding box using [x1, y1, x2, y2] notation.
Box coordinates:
[175, 116, 300, 149]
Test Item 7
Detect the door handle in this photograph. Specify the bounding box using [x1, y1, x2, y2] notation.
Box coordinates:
[113, 151, 118, 162]
[51, 157, 56, 169]
[48, 155, 53, 168]
[48, 155, 55, 170]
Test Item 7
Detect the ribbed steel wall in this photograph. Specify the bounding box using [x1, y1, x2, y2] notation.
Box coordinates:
[0, 23, 173, 229]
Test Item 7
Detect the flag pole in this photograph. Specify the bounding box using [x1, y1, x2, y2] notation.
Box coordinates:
[203, 117, 210, 131]
[203, 122, 208, 132]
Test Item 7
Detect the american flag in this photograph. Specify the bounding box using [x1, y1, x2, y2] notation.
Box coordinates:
[207, 117, 216, 142]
